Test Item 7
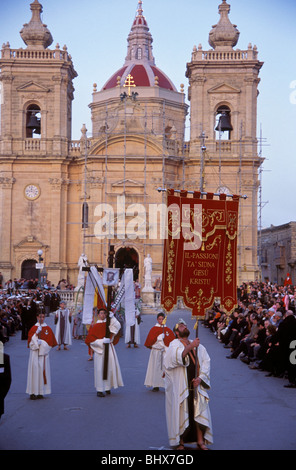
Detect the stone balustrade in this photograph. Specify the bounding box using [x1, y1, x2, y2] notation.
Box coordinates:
[191, 45, 258, 62]
[1, 44, 72, 62]
[25, 138, 41, 152]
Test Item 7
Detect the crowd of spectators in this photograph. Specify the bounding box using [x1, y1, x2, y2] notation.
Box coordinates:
[204, 281, 296, 389]
[0, 279, 63, 344]
[1, 276, 75, 292]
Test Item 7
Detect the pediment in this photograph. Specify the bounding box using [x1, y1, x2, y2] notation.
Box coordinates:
[112, 179, 144, 188]
[208, 83, 241, 94]
[14, 236, 47, 250]
[17, 81, 50, 93]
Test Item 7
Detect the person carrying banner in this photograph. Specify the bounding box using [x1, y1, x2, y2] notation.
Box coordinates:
[26, 311, 57, 400]
[163, 319, 213, 450]
[85, 308, 123, 397]
[144, 312, 175, 391]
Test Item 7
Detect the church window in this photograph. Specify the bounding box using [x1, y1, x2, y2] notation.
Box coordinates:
[136, 47, 142, 60]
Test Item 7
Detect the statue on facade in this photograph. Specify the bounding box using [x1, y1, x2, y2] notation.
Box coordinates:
[76, 253, 88, 290]
[144, 254, 152, 278]
[143, 254, 153, 292]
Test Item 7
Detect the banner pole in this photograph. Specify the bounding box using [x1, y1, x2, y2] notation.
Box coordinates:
[157, 187, 247, 200]
[103, 245, 115, 381]
[193, 317, 200, 399]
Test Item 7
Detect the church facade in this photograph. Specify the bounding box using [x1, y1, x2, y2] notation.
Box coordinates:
[0, 0, 263, 288]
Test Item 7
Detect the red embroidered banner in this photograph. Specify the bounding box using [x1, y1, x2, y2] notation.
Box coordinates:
[161, 189, 239, 318]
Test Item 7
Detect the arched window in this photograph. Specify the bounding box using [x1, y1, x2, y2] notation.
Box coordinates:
[136, 47, 142, 60]
[26, 104, 41, 138]
[215, 105, 232, 141]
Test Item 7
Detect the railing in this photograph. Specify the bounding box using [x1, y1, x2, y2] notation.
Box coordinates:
[25, 138, 41, 151]
[68, 140, 82, 155]
[216, 141, 232, 153]
[59, 290, 76, 304]
[1, 45, 72, 62]
[202, 50, 249, 61]
[68, 139, 92, 155]
[191, 46, 259, 62]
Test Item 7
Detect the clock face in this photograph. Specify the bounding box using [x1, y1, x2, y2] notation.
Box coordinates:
[218, 186, 230, 195]
[24, 184, 40, 201]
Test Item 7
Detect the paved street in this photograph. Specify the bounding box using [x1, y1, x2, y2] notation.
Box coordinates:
[1, 308, 296, 451]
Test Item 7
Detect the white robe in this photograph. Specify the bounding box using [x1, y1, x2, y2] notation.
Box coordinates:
[163, 339, 213, 447]
[55, 308, 72, 346]
[144, 324, 166, 388]
[26, 329, 53, 396]
[90, 316, 124, 393]
[125, 318, 141, 345]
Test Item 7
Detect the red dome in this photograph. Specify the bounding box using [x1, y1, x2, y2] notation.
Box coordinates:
[103, 63, 176, 91]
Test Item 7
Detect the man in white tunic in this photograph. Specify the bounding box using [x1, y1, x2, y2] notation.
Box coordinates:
[163, 319, 213, 450]
[144, 313, 175, 391]
[55, 301, 72, 350]
[26, 312, 57, 400]
[85, 309, 123, 397]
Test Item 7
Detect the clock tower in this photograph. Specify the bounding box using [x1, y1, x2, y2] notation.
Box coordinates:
[0, 0, 77, 283]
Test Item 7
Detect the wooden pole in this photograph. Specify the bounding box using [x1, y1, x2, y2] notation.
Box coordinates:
[103, 245, 115, 381]
[194, 317, 200, 398]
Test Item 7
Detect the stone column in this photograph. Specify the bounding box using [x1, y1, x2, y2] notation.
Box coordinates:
[0, 176, 15, 278]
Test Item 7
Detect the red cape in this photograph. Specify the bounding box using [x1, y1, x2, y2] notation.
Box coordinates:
[27, 324, 57, 348]
[144, 326, 175, 349]
[85, 322, 120, 346]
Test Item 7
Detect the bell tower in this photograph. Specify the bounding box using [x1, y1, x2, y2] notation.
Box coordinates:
[0, 0, 77, 155]
[186, 0, 264, 282]
[0, 0, 77, 283]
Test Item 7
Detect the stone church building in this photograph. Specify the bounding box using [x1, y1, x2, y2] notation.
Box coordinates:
[0, 0, 263, 288]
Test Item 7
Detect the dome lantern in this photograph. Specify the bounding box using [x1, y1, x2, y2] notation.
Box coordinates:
[102, 1, 176, 92]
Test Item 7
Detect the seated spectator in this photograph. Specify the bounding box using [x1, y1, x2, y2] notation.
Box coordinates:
[216, 311, 227, 340]
[249, 323, 277, 370]
[241, 319, 267, 365]
[226, 313, 259, 359]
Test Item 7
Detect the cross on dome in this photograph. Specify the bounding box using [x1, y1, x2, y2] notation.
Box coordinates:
[123, 74, 136, 96]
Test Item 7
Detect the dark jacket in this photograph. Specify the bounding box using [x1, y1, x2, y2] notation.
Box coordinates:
[0, 353, 12, 418]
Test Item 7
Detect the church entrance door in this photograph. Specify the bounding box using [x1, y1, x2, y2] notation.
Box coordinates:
[21, 259, 38, 280]
[115, 247, 139, 281]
